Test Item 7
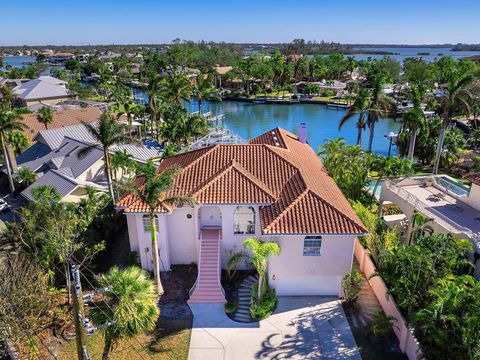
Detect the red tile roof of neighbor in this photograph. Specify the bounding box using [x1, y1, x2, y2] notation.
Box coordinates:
[21, 107, 102, 141]
[117, 128, 367, 235]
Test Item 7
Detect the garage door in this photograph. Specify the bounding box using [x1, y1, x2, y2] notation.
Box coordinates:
[272, 275, 340, 296]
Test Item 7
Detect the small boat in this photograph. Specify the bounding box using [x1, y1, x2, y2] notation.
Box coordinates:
[253, 100, 266, 104]
[326, 102, 349, 108]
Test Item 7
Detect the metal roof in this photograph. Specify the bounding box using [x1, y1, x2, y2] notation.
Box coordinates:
[13, 79, 69, 100]
[36, 123, 161, 162]
[18, 136, 103, 179]
[21, 170, 78, 201]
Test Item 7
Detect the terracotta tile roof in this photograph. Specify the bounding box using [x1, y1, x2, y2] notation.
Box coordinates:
[21, 107, 102, 141]
[117, 127, 367, 235]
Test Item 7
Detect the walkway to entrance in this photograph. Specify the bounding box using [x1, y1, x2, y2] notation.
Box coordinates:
[188, 296, 361, 359]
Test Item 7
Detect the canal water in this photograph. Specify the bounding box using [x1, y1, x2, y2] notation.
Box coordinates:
[190, 100, 402, 156]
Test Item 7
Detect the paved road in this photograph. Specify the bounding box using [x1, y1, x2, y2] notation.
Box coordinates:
[188, 296, 361, 360]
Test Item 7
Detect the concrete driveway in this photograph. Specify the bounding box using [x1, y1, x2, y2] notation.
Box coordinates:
[188, 296, 361, 360]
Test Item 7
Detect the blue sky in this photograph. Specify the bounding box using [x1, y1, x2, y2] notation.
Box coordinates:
[1, 0, 479, 45]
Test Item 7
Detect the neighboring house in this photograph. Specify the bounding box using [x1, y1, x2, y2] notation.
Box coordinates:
[117, 126, 366, 303]
[20, 107, 103, 142]
[48, 52, 75, 63]
[378, 174, 480, 276]
[13, 76, 71, 108]
[213, 65, 233, 88]
[14, 123, 161, 202]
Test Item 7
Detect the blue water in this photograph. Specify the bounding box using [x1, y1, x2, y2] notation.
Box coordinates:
[352, 47, 480, 63]
[1, 56, 36, 69]
[191, 101, 402, 156]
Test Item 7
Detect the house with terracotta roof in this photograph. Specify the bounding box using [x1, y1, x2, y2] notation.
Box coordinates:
[117, 126, 367, 303]
[21, 107, 102, 141]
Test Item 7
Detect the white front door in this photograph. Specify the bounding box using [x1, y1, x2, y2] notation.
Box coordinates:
[200, 206, 222, 228]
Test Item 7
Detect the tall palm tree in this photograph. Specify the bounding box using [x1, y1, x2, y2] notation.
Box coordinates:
[0, 108, 28, 194]
[79, 111, 139, 202]
[192, 73, 221, 114]
[366, 75, 396, 152]
[145, 72, 164, 140]
[433, 70, 475, 174]
[243, 238, 280, 302]
[163, 75, 192, 105]
[339, 90, 370, 145]
[90, 266, 159, 360]
[402, 108, 426, 161]
[0, 83, 15, 110]
[130, 160, 195, 295]
[36, 106, 54, 130]
[402, 84, 429, 161]
[110, 149, 135, 182]
[15, 167, 37, 189]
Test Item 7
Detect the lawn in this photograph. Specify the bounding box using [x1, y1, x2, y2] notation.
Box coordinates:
[54, 265, 196, 360]
[252, 90, 292, 98]
[311, 96, 349, 104]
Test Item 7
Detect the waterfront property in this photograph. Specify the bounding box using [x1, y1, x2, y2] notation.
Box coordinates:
[117, 127, 367, 303]
[12, 123, 161, 202]
[12, 75, 71, 108]
[378, 174, 480, 276]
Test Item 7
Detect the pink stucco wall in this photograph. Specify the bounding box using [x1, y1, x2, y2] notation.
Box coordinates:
[354, 239, 422, 360]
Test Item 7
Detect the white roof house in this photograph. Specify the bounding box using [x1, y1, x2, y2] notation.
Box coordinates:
[378, 174, 480, 276]
[14, 123, 162, 202]
[13, 76, 70, 108]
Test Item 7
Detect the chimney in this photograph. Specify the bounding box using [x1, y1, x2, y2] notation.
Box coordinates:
[298, 123, 307, 144]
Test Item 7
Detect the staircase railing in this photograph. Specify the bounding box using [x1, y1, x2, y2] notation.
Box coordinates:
[217, 232, 226, 298]
[189, 230, 202, 297]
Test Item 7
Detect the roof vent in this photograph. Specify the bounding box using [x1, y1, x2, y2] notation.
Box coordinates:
[275, 142, 280, 147]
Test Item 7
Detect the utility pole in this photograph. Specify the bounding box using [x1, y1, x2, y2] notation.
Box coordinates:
[70, 266, 90, 360]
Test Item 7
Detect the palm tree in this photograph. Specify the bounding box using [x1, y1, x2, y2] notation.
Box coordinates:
[90, 267, 159, 360]
[163, 75, 192, 105]
[402, 108, 426, 161]
[243, 238, 280, 302]
[110, 149, 135, 182]
[0, 108, 28, 194]
[36, 106, 54, 130]
[409, 212, 433, 245]
[402, 84, 428, 162]
[96, 67, 113, 99]
[433, 70, 475, 174]
[339, 90, 370, 145]
[366, 75, 396, 152]
[192, 73, 221, 114]
[79, 111, 140, 202]
[16, 167, 37, 188]
[145, 72, 164, 140]
[130, 160, 196, 295]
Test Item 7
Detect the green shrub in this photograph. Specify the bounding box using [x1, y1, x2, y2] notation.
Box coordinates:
[224, 302, 236, 314]
[250, 288, 277, 320]
[341, 269, 363, 306]
[369, 310, 397, 338]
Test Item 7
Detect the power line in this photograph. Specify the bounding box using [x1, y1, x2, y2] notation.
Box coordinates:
[71, 258, 153, 360]
[0, 283, 58, 359]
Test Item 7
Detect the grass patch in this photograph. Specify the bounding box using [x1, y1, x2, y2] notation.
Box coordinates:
[58, 326, 191, 360]
[253, 90, 292, 98]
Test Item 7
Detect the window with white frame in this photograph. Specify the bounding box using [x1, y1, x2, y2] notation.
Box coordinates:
[143, 214, 158, 232]
[234, 206, 255, 234]
[303, 236, 322, 256]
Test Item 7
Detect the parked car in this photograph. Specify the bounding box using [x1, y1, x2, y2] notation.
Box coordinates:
[0, 199, 10, 213]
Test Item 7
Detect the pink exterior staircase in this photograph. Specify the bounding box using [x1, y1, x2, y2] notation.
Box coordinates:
[188, 229, 226, 304]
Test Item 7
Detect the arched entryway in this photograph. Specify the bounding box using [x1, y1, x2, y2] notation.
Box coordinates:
[199, 206, 222, 229]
